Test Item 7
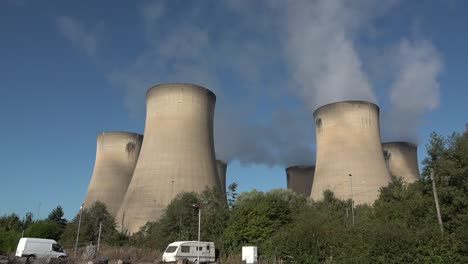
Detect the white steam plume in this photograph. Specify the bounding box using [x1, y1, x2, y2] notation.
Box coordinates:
[388, 39, 443, 142]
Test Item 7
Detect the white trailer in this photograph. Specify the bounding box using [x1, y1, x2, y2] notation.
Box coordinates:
[162, 241, 216, 263]
[242, 246, 258, 264]
[15, 238, 68, 260]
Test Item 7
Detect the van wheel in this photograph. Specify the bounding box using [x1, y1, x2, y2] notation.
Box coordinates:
[27, 255, 36, 261]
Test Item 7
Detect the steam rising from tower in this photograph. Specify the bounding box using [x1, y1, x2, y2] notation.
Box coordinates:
[286, 165, 315, 197]
[382, 142, 420, 183]
[83, 131, 143, 216]
[117, 83, 220, 234]
[311, 101, 391, 204]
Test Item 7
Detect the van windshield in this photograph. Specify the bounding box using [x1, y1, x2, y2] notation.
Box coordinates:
[165, 246, 178, 253]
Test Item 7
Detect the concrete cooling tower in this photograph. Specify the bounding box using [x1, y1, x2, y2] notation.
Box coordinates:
[216, 160, 227, 193]
[83, 131, 143, 217]
[311, 101, 391, 205]
[117, 83, 220, 234]
[382, 142, 420, 183]
[286, 165, 315, 197]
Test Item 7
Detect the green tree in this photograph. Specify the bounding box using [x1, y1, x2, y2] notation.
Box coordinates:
[61, 201, 120, 247]
[133, 187, 229, 251]
[48, 206, 67, 228]
[222, 189, 306, 254]
[25, 220, 62, 240]
[0, 228, 21, 253]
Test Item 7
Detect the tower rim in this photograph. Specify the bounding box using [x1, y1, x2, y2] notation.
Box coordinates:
[146, 82, 216, 100]
[286, 165, 315, 171]
[382, 141, 418, 148]
[313, 100, 379, 117]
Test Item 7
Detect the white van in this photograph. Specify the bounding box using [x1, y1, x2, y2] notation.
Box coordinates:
[162, 241, 216, 263]
[15, 238, 68, 260]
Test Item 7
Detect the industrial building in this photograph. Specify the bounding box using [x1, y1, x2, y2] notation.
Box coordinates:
[82, 131, 143, 217]
[216, 160, 227, 193]
[311, 101, 391, 205]
[117, 83, 221, 234]
[286, 165, 315, 197]
[382, 142, 420, 183]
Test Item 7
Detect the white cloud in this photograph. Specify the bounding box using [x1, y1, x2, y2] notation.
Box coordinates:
[56, 16, 97, 57]
[141, 0, 165, 32]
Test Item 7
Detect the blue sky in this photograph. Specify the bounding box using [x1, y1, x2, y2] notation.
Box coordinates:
[1, 0, 467, 220]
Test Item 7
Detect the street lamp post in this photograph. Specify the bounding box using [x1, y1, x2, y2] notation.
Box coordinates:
[192, 203, 201, 263]
[74, 204, 84, 258]
[349, 174, 355, 226]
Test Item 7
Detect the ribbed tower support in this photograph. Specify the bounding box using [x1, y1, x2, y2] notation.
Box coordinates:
[382, 142, 420, 183]
[286, 165, 315, 197]
[216, 160, 227, 194]
[117, 83, 220, 234]
[311, 101, 391, 205]
[83, 131, 143, 216]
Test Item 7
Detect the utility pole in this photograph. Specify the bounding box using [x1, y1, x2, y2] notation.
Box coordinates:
[121, 211, 125, 234]
[430, 169, 444, 234]
[74, 204, 84, 258]
[349, 174, 355, 226]
[97, 220, 103, 257]
[192, 203, 201, 263]
[36, 202, 41, 221]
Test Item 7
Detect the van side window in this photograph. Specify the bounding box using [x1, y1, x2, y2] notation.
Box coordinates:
[52, 244, 63, 252]
[207, 245, 210, 250]
[181, 246, 190, 253]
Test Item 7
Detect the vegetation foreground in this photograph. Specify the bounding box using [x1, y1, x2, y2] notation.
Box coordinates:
[1, 125, 467, 263]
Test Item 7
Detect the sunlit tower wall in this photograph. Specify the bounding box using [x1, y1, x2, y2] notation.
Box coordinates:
[83, 131, 143, 217]
[311, 101, 391, 205]
[286, 165, 315, 197]
[382, 142, 420, 183]
[216, 160, 227, 194]
[117, 83, 220, 234]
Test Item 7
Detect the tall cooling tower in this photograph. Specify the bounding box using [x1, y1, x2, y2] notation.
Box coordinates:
[286, 165, 315, 197]
[117, 83, 220, 234]
[216, 160, 227, 193]
[311, 101, 391, 205]
[83, 131, 143, 216]
[382, 142, 420, 183]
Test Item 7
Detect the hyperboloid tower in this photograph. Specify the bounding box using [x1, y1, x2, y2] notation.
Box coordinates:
[83, 131, 143, 216]
[117, 83, 220, 234]
[216, 160, 227, 194]
[382, 142, 420, 183]
[286, 165, 315, 197]
[311, 101, 391, 205]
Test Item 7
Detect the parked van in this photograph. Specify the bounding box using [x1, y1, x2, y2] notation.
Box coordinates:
[16, 238, 68, 260]
[162, 241, 215, 263]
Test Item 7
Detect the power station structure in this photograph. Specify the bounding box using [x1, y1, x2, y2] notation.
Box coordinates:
[311, 101, 391, 205]
[83, 131, 143, 217]
[286, 165, 315, 197]
[382, 142, 420, 183]
[216, 160, 227, 193]
[117, 83, 221, 234]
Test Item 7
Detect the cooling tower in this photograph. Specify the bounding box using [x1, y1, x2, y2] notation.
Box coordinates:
[286, 165, 315, 197]
[83, 131, 143, 216]
[117, 83, 220, 234]
[216, 160, 227, 193]
[311, 101, 391, 205]
[382, 142, 420, 183]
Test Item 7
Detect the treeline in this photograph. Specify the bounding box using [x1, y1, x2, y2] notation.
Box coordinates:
[1, 125, 467, 263]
